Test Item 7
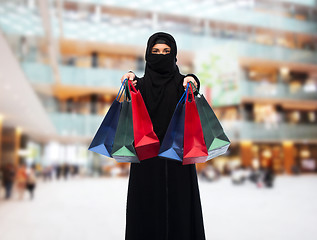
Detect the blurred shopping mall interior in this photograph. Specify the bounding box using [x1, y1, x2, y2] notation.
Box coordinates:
[0, 0, 317, 180]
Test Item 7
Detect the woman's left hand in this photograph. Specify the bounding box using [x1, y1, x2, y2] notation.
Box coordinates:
[183, 76, 197, 91]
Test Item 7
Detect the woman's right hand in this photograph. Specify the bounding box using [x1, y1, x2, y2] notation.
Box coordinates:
[121, 72, 137, 86]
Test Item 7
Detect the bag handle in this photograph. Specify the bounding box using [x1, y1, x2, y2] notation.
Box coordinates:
[124, 78, 131, 101]
[189, 81, 200, 95]
[128, 80, 138, 93]
[116, 78, 127, 101]
[125, 80, 136, 101]
[185, 82, 195, 103]
[177, 84, 189, 105]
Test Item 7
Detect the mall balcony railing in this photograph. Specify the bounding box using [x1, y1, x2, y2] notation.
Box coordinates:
[49, 113, 317, 141]
[21, 62, 317, 101]
[50, 112, 103, 138]
[61, 0, 317, 35]
[280, 0, 317, 7]
[222, 120, 317, 141]
[241, 79, 317, 100]
[58, 24, 317, 64]
[21, 62, 131, 88]
[240, 121, 317, 140]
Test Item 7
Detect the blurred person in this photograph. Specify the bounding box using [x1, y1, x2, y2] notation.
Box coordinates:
[291, 164, 301, 175]
[231, 165, 246, 185]
[263, 163, 275, 188]
[120, 32, 205, 240]
[249, 167, 261, 184]
[1, 163, 16, 199]
[63, 163, 70, 180]
[223, 161, 232, 176]
[19, 36, 29, 61]
[110, 166, 121, 177]
[55, 164, 62, 180]
[43, 165, 53, 181]
[200, 164, 220, 182]
[26, 164, 37, 200]
[16, 163, 27, 200]
[252, 166, 270, 189]
[91, 51, 99, 68]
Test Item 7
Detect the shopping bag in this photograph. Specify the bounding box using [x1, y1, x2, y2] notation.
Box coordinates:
[111, 80, 139, 163]
[183, 83, 208, 165]
[88, 79, 125, 157]
[158, 86, 188, 162]
[191, 83, 231, 160]
[128, 81, 160, 160]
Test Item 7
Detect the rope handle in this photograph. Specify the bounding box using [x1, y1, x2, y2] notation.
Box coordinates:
[189, 81, 199, 94]
[128, 80, 137, 92]
[177, 84, 189, 105]
[124, 78, 131, 101]
[185, 82, 195, 102]
[116, 78, 127, 101]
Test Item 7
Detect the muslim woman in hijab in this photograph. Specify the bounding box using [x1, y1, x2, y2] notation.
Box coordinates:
[120, 32, 206, 240]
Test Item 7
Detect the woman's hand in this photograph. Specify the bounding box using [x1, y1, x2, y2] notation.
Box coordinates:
[121, 72, 137, 86]
[183, 76, 197, 91]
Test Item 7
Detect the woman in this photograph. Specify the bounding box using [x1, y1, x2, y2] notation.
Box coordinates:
[121, 32, 206, 240]
[26, 164, 37, 200]
[16, 163, 27, 200]
[1, 163, 16, 199]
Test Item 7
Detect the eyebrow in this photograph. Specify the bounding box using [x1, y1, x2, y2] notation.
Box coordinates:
[152, 48, 171, 51]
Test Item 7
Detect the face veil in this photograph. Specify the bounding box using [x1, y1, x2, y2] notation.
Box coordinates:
[145, 33, 178, 77]
[140, 32, 185, 142]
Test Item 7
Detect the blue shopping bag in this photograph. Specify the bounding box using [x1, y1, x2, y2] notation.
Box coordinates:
[88, 79, 126, 157]
[158, 86, 189, 162]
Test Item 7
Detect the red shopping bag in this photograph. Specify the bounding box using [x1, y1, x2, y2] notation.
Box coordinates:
[128, 80, 160, 160]
[183, 83, 208, 165]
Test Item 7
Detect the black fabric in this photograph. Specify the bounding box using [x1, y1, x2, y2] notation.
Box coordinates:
[154, 38, 168, 45]
[125, 32, 206, 240]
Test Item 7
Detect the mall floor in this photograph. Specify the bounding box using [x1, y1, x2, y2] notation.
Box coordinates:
[0, 174, 316, 240]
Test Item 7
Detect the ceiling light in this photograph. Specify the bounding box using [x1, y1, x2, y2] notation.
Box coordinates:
[280, 67, 289, 76]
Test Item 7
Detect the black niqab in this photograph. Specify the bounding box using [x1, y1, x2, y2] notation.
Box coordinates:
[139, 32, 185, 142]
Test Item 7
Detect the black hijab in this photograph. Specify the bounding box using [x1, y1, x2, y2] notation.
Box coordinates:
[139, 32, 185, 142]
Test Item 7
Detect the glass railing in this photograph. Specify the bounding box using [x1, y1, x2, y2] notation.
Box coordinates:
[22, 62, 143, 87]
[241, 79, 317, 100]
[50, 112, 103, 137]
[222, 120, 317, 141]
[241, 121, 317, 140]
[277, 0, 317, 7]
[50, 113, 317, 141]
[1, 1, 317, 45]
[22, 62, 317, 101]
[59, 65, 125, 88]
[21, 62, 54, 84]
[62, 0, 317, 34]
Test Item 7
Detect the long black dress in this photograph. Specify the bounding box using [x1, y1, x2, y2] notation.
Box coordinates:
[125, 32, 206, 240]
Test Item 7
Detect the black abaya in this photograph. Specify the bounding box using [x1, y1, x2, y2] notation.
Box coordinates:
[125, 32, 206, 240]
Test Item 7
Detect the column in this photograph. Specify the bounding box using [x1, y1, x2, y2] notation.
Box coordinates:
[240, 141, 252, 167]
[0, 114, 3, 167]
[14, 127, 22, 166]
[283, 141, 294, 174]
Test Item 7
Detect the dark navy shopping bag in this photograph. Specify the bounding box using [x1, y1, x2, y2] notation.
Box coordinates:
[88, 79, 126, 157]
[158, 86, 188, 162]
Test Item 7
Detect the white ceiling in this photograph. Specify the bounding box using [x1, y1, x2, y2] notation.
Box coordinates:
[0, 31, 56, 143]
